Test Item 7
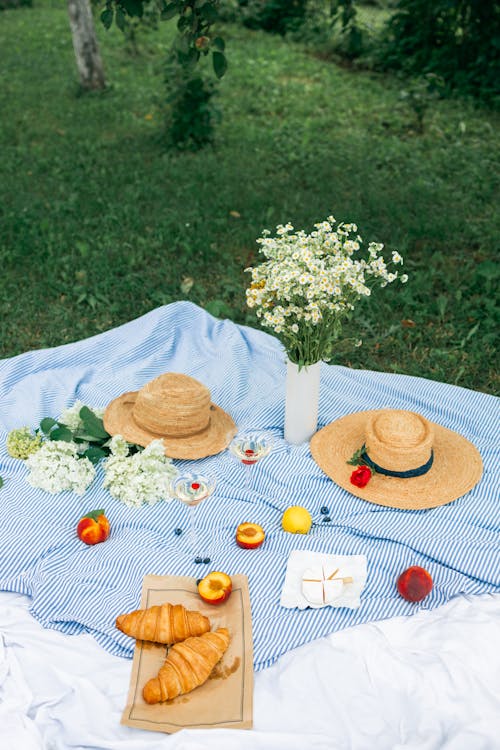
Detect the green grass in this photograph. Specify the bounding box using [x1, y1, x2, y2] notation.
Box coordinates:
[0, 2, 499, 394]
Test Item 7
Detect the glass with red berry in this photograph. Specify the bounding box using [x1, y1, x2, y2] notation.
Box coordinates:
[228, 430, 273, 490]
[171, 472, 215, 559]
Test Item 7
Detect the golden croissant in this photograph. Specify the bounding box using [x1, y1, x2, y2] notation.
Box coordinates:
[115, 602, 210, 644]
[143, 627, 231, 704]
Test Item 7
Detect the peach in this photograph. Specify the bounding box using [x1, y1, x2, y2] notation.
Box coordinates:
[397, 565, 433, 602]
[198, 571, 232, 605]
[77, 509, 110, 546]
[236, 522, 265, 549]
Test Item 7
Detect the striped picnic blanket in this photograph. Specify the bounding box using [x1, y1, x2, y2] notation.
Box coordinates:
[0, 302, 498, 670]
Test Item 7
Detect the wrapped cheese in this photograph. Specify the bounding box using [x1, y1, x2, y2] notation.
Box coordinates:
[301, 565, 347, 606]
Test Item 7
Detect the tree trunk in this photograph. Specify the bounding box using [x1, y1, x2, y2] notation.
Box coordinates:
[67, 0, 106, 91]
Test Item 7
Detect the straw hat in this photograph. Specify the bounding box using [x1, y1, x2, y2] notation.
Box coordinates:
[310, 409, 483, 510]
[103, 373, 237, 460]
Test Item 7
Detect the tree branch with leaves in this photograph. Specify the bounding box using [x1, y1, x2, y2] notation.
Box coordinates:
[97, 1, 227, 147]
[98, 0, 227, 79]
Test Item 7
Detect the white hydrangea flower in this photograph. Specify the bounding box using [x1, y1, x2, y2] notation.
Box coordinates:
[107, 434, 130, 458]
[58, 401, 86, 431]
[103, 438, 177, 508]
[25, 440, 95, 495]
[58, 401, 105, 431]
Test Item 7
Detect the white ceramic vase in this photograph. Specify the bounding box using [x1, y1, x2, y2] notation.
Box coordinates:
[284, 359, 321, 445]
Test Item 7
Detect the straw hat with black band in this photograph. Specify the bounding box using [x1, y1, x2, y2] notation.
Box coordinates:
[104, 373, 237, 460]
[310, 409, 483, 510]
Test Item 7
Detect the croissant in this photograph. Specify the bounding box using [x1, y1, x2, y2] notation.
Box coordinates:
[143, 627, 231, 704]
[115, 602, 210, 644]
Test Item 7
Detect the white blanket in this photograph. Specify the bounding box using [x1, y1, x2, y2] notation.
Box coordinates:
[1, 590, 499, 750]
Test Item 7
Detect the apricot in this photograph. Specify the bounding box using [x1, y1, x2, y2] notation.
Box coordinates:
[236, 522, 265, 549]
[198, 571, 232, 605]
[77, 509, 110, 545]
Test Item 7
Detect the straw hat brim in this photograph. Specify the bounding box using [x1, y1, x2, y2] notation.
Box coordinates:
[103, 391, 237, 460]
[310, 410, 483, 510]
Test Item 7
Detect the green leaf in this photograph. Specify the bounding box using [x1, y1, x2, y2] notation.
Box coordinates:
[115, 7, 127, 31]
[347, 444, 367, 466]
[199, 2, 218, 23]
[100, 8, 114, 29]
[40, 417, 57, 434]
[83, 446, 107, 465]
[205, 299, 232, 318]
[212, 51, 227, 79]
[0, 476, 3, 489]
[79, 406, 110, 439]
[73, 431, 107, 443]
[436, 294, 448, 320]
[83, 508, 105, 521]
[49, 425, 74, 442]
[212, 36, 225, 52]
[177, 14, 192, 32]
[120, 0, 144, 16]
[176, 46, 200, 67]
[161, 1, 180, 20]
[476, 261, 499, 281]
[460, 322, 480, 348]
[76, 241, 89, 257]
[188, 47, 201, 65]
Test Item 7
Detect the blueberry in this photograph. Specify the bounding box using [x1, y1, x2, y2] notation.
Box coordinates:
[322, 516, 331, 523]
[196, 578, 202, 586]
[203, 557, 211, 564]
[320, 506, 329, 515]
[194, 557, 203, 564]
[174, 528, 183, 536]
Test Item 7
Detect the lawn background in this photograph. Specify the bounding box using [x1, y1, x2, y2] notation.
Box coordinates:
[0, 1, 498, 394]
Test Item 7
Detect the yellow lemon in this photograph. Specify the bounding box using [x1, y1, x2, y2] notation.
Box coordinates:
[281, 506, 312, 534]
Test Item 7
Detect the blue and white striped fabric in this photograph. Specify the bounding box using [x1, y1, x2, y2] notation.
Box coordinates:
[0, 302, 498, 671]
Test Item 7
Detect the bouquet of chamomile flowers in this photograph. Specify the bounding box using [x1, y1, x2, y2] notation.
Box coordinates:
[245, 216, 407, 368]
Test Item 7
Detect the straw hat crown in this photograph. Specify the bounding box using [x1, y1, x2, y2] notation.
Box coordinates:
[310, 407, 483, 510]
[133, 373, 211, 438]
[103, 371, 237, 459]
[365, 410, 433, 473]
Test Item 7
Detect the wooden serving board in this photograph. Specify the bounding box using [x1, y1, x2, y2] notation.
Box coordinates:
[121, 573, 253, 734]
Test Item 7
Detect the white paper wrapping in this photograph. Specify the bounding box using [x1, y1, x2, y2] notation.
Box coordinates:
[280, 550, 368, 610]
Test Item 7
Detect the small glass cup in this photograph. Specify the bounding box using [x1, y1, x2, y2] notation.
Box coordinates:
[171, 472, 216, 558]
[228, 430, 273, 490]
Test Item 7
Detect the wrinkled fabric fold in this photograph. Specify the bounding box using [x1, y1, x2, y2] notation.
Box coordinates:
[1, 591, 499, 749]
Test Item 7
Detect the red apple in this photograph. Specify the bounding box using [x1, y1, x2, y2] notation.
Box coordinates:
[77, 509, 110, 546]
[397, 565, 433, 602]
[198, 571, 232, 605]
[236, 522, 265, 549]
